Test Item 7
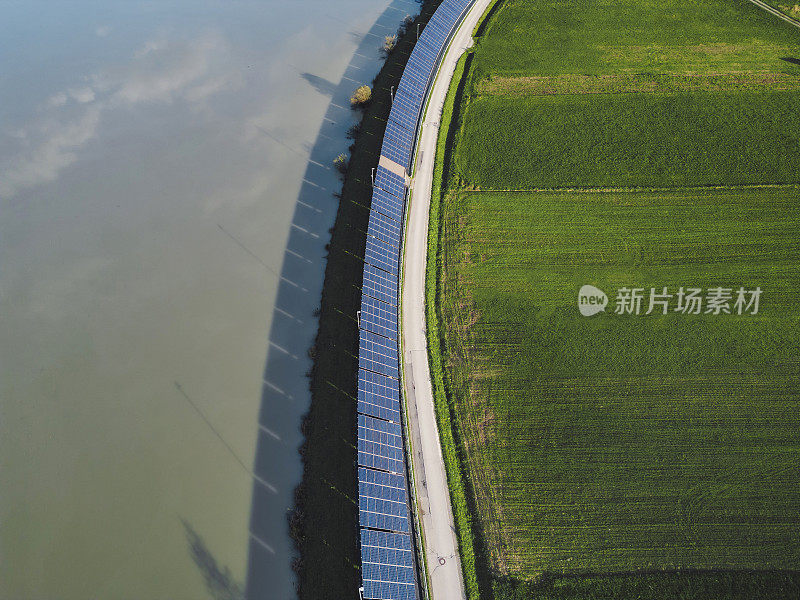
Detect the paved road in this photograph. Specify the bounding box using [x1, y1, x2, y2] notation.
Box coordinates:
[401, 1, 493, 599]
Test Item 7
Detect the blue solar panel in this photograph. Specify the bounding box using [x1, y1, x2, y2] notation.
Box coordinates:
[435, 2, 459, 21]
[357, 2, 477, 597]
[389, 96, 420, 133]
[422, 22, 448, 47]
[358, 413, 405, 473]
[382, 120, 414, 169]
[368, 207, 402, 248]
[365, 235, 399, 275]
[374, 167, 406, 200]
[361, 530, 417, 600]
[361, 295, 398, 340]
[400, 59, 432, 94]
[393, 85, 423, 115]
[370, 186, 404, 223]
[359, 329, 399, 380]
[358, 467, 410, 533]
[417, 31, 446, 59]
[358, 368, 401, 422]
[362, 263, 398, 306]
[409, 39, 438, 70]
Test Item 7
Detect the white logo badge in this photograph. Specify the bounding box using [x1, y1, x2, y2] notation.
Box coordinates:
[578, 285, 608, 316]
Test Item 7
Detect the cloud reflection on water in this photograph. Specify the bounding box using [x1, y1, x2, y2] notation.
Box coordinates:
[1, 31, 242, 198]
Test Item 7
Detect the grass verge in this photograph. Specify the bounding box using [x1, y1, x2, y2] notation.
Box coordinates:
[427, 49, 483, 600]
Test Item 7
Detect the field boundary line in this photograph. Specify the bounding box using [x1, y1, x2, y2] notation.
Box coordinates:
[453, 183, 800, 194]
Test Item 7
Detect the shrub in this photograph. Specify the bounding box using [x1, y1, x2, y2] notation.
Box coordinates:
[333, 153, 348, 174]
[383, 34, 398, 54]
[349, 85, 372, 107]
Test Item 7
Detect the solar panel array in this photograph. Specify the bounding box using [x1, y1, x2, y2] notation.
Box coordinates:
[357, 1, 475, 598]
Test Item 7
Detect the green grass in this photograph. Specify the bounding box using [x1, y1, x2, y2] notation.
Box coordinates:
[493, 571, 800, 600]
[427, 0, 800, 597]
[449, 0, 800, 192]
[762, 1, 800, 22]
[472, 0, 800, 77]
[427, 48, 485, 600]
[453, 90, 800, 189]
[436, 187, 800, 592]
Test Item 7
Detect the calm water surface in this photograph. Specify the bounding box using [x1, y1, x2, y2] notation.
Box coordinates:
[0, 1, 417, 598]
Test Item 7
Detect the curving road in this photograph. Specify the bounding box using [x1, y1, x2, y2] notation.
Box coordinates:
[400, 1, 493, 599]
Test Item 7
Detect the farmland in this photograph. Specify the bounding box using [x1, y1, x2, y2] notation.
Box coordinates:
[454, 90, 800, 189]
[428, 0, 800, 598]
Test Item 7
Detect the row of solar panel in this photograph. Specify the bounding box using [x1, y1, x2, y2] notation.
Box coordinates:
[357, 1, 475, 598]
[361, 529, 417, 600]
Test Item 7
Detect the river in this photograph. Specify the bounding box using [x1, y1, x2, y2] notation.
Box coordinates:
[0, 1, 418, 598]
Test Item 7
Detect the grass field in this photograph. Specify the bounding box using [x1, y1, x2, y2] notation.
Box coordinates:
[471, 0, 800, 76]
[763, 1, 800, 21]
[439, 187, 800, 570]
[429, 0, 800, 597]
[449, 0, 800, 191]
[454, 91, 800, 189]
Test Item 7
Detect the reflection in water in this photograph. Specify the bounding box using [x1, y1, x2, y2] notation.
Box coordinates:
[184, 520, 245, 600]
[0, 1, 419, 598]
[246, 4, 423, 597]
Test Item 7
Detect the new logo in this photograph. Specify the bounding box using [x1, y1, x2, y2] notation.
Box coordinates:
[578, 285, 608, 316]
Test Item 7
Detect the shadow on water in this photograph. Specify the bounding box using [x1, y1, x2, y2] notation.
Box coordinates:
[183, 519, 245, 600]
[243, 2, 420, 599]
[300, 73, 338, 97]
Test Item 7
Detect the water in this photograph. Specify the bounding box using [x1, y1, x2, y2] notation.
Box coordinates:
[0, 1, 418, 598]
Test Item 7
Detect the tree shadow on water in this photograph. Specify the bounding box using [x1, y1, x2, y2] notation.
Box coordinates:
[183, 519, 245, 600]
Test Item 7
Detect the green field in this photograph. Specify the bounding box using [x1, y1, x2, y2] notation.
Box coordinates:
[439, 188, 800, 571]
[472, 0, 800, 76]
[454, 91, 800, 189]
[430, 0, 800, 597]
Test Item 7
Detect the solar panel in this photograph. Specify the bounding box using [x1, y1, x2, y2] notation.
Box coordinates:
[358, 467, 410, 533]
[388, 95, 420, 133]
[382, 120, 414, 169]
[356, 2, 478, 597]
[400, 59, 432, 94]
[361, 530, 417, 600]
[374, 167, 406, 201]
[365, 235, 399, 275]
[361, 295, 398, 340]
[367, 206, 402, 248]
[393, 85, 423, 115]
[358, 368, 401, 422]
[370, 185, 404, 223]
[409, 39, 438, 71]
[359, 329, 399, 380]
[421, 23, 447, 48]
[362, 263, 398, 306]
[417, 31, 446, 60]
[358, 413, 405, 473]
[435, 2, 459, 20]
